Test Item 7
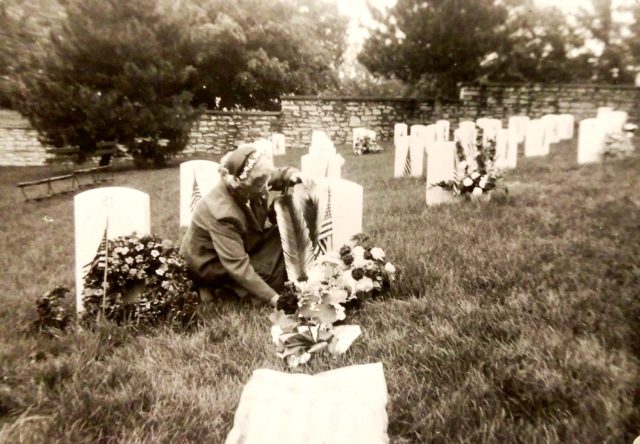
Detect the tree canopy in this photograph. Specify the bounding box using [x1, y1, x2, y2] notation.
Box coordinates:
[7, 0, 348, 164]
[359, 0, 640, 96]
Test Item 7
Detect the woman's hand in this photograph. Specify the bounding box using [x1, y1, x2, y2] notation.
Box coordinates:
[268, 293, 280, 308]
[288, 171, 303, 186]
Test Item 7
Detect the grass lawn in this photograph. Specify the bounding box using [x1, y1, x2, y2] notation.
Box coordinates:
[0, 138, 639, 443]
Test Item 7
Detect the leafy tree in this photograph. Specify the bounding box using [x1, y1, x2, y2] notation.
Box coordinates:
[359, 0, 510, 97]
[576, 0, 637, 83]
[487, 0, 592, 83]
[13, 0, 197, 166]
[0, 0, 65, 108]
[181, 0, 348, 110]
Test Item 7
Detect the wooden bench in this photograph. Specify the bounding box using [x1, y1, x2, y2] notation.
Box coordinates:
[17, 146, 121, 201]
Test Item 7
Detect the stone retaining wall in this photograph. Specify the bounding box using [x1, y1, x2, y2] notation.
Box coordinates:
[185, 110, 281, 154]
[2, 83, 639, 165]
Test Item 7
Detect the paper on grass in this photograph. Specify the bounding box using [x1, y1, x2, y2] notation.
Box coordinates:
[225, 362, 389, 444]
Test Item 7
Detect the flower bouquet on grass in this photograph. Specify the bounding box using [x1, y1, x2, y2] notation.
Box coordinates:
[602, 124, 637, 159]
[353, 132, 383, 155]
[433, 130, 503, 201]
[271, 183, 397, 368]
[82, 233, 200, 328]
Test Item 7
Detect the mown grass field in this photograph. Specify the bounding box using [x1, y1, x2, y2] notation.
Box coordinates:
[1, 138, 639, 443]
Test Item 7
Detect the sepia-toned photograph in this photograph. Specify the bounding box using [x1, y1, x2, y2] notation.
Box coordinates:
[0, 0, 639, 442]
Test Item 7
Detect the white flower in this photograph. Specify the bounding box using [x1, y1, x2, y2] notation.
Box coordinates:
[458, 160, 468, 170]
[471, 171, 480, 180]
[384, 262, 396, 274]
[463, 177, 474, 187]
[150, 249, 160, 258]
[270, 325, 283, 345]
[125, 257, 134, 265]
[472, 187, 484, 196]
[479, 176, 488, 189]
[355, 276, 374, 293]
[352, 246, 365, 260]
[370, 247, 385, 261]
[352, 257, 367, 269]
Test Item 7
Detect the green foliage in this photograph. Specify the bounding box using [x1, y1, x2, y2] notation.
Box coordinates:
[181, 0, 348, 110]
[575, 0, 639, 83]
[360, 0, 510, 96]
[359, 0, 640, 94]
[12, 0, 198, 167]
[0, 0, 65, 108]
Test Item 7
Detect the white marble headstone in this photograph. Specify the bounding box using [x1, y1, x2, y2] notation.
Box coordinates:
[578, 118, 606, 164]
[508, 116, 529, 144]
[314, 178, 363, 250]
[310, 130, 335, 156]
[426, 141, 456, 206]
[74, 187, 151, 312]
[394, 123, 408, 147]
[600, 110, 628, 134]
[180, 160, 220, 228]
[525, 119, 545, 157]
[301, 152, 344, 179]
[352, 127, 367, 149]
[422, 124, 438, 154]
[596, 107, 614, 119]
[456, 121, 477, 159]
[559, 114, 574, 140]
[506, 124, 519, 169]
[494, 129, 509, 170]
[393, 135, 411, 178]
[541, 114, 562, 144]
[254, 138, 274, 165]
[408, 127, 425, 177]
[272, 133, 286, 156]
[435, 120, 450, 142]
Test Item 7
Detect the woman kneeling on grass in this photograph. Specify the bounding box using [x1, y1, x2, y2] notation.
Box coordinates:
[180, 143, 302, 307]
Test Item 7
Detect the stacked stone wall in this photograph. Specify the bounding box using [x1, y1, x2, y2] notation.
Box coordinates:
[2, 83, 639, 164]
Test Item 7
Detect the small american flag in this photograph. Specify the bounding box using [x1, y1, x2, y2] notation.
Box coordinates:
[316, 186, 333, 256]
[84, 219, 108, 272]
[403, 147, 412, 176]
[190, 173, 202, 212]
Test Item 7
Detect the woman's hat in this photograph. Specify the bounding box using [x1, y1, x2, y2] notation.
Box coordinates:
[222, 144, 260, 180]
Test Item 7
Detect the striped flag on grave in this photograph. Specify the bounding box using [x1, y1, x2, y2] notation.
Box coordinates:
[316, 187, 333, 255]
[83, 218, 109, 274]
[190, 173, 202, 212]
[403, 148, 412, 176]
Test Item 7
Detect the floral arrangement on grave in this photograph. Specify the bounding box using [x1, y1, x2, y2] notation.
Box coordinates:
[353, 132, 383, 155]
[270, 184, 396, 367]
[82, 233, 200, 328]
[433, 129, 503, 200]
[602, 123, 637, 159]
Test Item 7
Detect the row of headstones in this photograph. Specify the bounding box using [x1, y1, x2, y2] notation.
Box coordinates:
[391, 114, 576, 205]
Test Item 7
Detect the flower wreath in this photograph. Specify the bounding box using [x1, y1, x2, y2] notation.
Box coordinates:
[81, 233, 200, 328]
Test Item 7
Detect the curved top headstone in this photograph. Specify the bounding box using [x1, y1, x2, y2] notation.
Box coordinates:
[74, 187, 150, 312]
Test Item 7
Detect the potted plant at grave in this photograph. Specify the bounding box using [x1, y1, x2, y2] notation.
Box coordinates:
[432, 129, 503, 202]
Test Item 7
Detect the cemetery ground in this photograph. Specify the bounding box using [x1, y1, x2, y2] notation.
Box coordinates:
[1, 139, 639, 443]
